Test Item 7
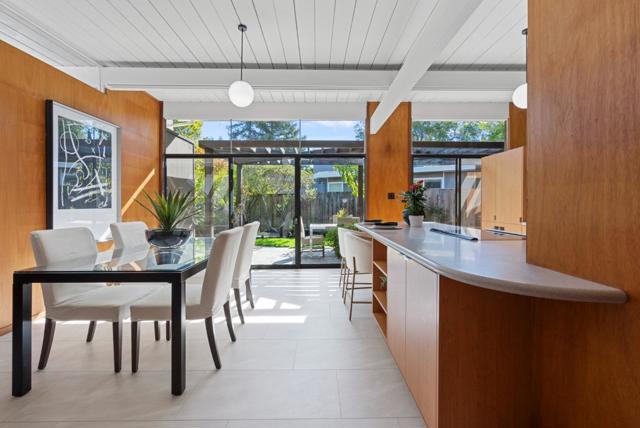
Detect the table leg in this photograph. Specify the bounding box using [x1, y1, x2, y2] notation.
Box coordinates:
[12, 281, 31, 397]
[171, 278, 186, 395]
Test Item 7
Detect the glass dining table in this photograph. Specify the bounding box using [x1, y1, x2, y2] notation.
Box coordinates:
[12, 237, 214, 397]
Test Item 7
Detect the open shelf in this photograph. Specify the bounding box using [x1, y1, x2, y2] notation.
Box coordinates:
[373, 290, 387, 313]
[371, 238, 388, 337]
[373, 260, 388, 275]
[373, 311, 387, 337]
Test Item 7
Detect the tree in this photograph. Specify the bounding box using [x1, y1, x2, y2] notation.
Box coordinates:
[353, 121, 365, 140]
[333, 164, 359, 197]
[171, 120, 203, 142]
[412, 121, 505, 141]
[228, 121, 300, 140]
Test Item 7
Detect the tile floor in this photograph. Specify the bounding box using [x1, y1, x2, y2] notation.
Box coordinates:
[0, 269, 424, 428]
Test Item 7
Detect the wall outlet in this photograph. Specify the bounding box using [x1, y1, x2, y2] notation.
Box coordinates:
[387, 192, 395, 200]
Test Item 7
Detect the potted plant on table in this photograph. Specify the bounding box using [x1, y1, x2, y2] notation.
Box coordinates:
[401, 180, 426, 228]
[136, 190, 199, 248]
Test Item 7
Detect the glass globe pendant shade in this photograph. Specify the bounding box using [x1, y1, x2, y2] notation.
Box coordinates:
[228, 80, 254, 108]
[512, 83, 527, 109]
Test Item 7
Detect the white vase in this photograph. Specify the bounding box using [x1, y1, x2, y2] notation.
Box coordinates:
[408, 215, 424, 228]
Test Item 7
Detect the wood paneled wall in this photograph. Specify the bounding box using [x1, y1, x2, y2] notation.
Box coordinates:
[365, 101, 412, 222]
[527, 0, 640, 425]
[0, 41, 162, 334]
[506, 102, 527, 150]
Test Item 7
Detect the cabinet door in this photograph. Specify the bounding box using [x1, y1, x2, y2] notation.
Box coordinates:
[386, 248, 406, 374]
[405, 259, 439, 427]
[495, 147, 524, 225]
[481, 155, 497, 225]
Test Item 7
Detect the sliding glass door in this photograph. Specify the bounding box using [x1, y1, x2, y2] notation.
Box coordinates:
[233, 157, 296, 266]
[299, 157, 364, 265]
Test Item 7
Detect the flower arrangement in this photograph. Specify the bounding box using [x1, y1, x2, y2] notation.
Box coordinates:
[401, 180, 426, 216]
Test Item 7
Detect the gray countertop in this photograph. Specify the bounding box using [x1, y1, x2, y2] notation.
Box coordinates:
[356, 222, 627, 304]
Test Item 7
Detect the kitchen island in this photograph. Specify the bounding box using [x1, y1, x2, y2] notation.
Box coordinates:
[356, 222, 627, 428]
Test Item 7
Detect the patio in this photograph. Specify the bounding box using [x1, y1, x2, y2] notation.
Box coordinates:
[253, 246, 340, 266]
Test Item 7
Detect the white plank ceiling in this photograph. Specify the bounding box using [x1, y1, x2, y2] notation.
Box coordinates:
[0, 0, 526, 70]
[0, 0, 527, 107]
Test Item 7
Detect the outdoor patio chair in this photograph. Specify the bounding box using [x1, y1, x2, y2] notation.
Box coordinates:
[300, 217, 325, 256]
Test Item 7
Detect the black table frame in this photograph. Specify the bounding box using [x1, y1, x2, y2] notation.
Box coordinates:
[12, 260, 206, 397]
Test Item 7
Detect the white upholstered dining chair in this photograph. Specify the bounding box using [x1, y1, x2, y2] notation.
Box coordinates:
[231, 221, 260, 324]
[30, 227, 158, 372]
[109, 221, 170, 341]
[129, 226, 244, 372]
[110, 221, 149, 251]
[343, 231, 373, 320]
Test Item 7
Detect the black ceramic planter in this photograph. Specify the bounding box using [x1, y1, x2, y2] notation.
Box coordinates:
[146, 228, 191, 249]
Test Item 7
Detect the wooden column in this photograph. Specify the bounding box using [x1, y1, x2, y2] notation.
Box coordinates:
[506, 102, 527, 150]
[365, 101, 412, 222]
[527, 0, 640, 425]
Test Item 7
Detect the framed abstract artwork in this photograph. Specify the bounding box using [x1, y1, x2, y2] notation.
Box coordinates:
[46, 100, 121, 241]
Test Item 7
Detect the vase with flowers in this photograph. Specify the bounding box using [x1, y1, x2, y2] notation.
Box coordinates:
[401, 180, 426, 228]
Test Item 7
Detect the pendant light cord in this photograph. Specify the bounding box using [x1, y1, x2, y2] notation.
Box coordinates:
[523, 28, 528, 82]
[239, 24, 245, 81]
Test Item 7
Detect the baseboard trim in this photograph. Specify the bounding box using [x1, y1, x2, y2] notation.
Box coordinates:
[0, 311, 45, 336]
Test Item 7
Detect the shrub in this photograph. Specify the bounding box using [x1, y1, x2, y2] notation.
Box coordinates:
[326, 224, 357, 258]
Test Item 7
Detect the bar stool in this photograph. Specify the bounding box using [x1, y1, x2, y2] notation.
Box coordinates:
[343, 231, 373, 320]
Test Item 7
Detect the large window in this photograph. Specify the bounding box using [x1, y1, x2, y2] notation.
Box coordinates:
[164, 120, 365, 268]
[411, 121, 505, 228]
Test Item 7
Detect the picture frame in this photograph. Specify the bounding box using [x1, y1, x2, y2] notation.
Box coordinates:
[45, 100, 121, 241]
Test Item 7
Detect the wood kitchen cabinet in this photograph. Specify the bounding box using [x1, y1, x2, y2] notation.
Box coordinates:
[405, 259, 439, 428]
[481, 147, 525, 234]
[386, 249, 439, 426]
[386, 248, 406, 375]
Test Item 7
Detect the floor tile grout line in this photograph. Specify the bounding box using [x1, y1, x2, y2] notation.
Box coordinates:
[335, 369, 344, 418]
[0, 269, 415, 424]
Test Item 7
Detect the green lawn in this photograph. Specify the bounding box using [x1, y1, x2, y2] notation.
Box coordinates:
[255, 237, 296, 248]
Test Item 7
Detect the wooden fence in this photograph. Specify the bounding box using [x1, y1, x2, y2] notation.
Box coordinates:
[239, 191, 358, 236]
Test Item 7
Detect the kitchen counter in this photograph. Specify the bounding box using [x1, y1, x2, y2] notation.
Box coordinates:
[356, 222, 627, 304]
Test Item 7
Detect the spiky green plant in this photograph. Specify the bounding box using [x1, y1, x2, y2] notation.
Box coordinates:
[136, 190, 200, 232]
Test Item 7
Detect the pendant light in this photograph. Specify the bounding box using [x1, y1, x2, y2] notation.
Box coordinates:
[512, 28, 528, 109]
[228, 24, 254, 108]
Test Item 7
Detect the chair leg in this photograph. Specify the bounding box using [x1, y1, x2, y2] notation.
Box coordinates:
[38, 318, 56, 370]
[223, 301, 236, 342]
[154, 321, 160, 341]
[234, 287, 245, 324]
[343, 268, 350, 303]
[349, 271, 356, 321]
[86, 320, 96, 342]
[165, 320, 171, 341]
[131, 321, 140, 373]
[112, 322, 122, 373]
[245, 277, 255, 309]
[204, 316, 222, 369]
[339, 259, 345, 294]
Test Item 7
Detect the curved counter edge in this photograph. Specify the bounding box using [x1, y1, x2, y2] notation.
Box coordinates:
[356, 224, 628, 304]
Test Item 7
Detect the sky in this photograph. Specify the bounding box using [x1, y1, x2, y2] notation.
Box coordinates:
[201, 120, 362, 140]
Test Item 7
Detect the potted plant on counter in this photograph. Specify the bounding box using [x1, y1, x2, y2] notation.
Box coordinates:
[401, 180, 426, 228]
[136, 190, 200, 248]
